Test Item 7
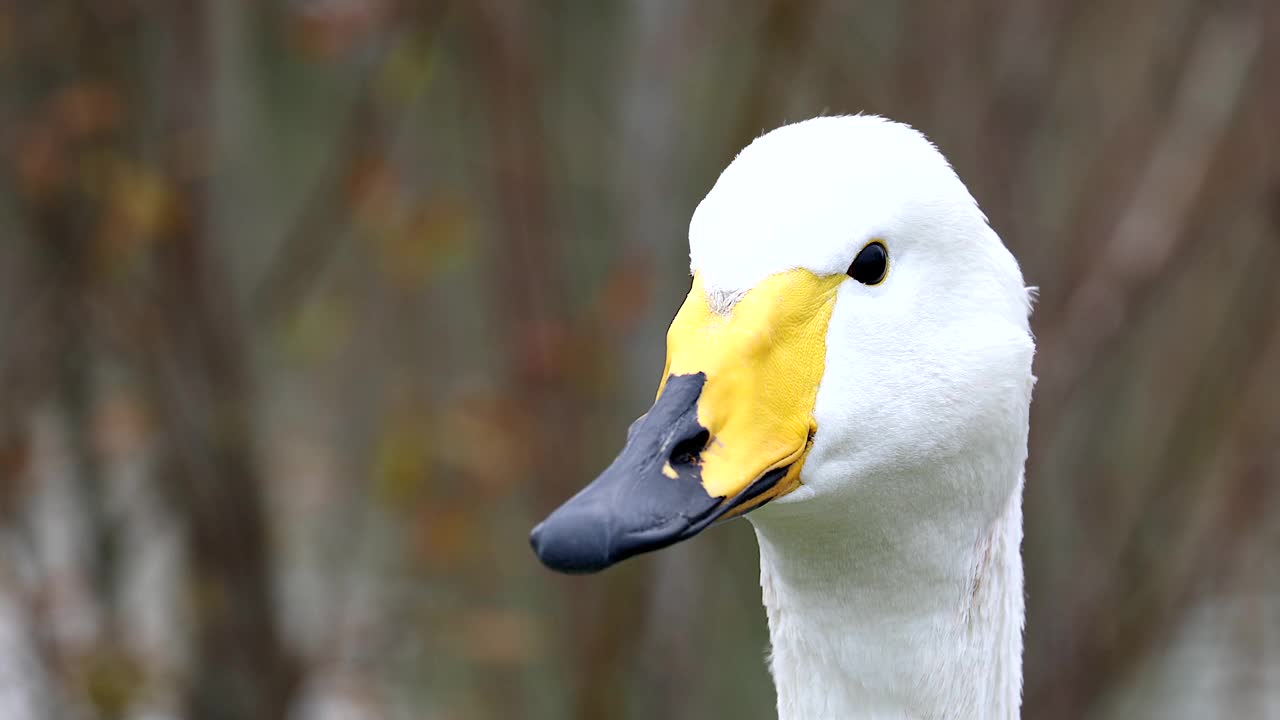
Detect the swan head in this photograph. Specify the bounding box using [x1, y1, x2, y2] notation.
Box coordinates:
[532, 115, 1035, 573]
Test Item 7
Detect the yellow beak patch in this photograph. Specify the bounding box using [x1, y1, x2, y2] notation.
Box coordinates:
[657, 269, 844, 511]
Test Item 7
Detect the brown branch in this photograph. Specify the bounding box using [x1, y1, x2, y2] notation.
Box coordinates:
[1027, 243, 1280, 717]
[248, 80, 385, 330]
[460, 2, 582, 717]
[726, 0, 821, 162]
[250, 2, 456, 330]
[1022, 8, 1271, 716]
[1033, 12, 1263, 406]
[144, 4, 300, 719]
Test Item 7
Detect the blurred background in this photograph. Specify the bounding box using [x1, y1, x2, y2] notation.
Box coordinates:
[0, 1, 1277, 718]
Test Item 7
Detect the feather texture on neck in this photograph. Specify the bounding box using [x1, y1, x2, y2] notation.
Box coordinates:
[751, 469, 1025, 720]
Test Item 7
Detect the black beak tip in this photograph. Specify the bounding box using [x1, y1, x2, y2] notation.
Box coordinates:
[528, 521, 544, 553]
[530, 373, 724, 575]
[529, 512, 612, 575]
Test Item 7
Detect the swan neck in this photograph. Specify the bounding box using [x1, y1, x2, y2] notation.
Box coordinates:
[752, 476, 1025, 720]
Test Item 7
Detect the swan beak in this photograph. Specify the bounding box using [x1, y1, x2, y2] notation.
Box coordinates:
[531, 269, 842, 573]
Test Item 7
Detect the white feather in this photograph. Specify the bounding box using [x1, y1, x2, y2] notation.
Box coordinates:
[690, 116, 1036, 720]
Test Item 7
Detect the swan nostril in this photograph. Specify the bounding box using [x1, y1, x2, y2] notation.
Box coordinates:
[670, 429, 710, 466]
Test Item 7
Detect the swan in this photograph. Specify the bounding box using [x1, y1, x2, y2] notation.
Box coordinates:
[530, 115, 1035, 720]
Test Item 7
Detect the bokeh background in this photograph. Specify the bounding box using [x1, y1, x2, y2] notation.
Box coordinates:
[1, 1, 1278, 718]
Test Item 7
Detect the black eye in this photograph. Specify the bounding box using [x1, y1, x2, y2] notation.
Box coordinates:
[846, 241, 889, 285]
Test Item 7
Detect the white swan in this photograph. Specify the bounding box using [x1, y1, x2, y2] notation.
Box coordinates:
[531, 115, 1035, 720]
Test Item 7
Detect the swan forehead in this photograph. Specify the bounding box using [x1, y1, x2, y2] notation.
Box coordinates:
[689, 115, 982, 293]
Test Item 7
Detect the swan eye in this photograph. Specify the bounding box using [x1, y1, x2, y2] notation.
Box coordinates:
[847, 241, 888, 285]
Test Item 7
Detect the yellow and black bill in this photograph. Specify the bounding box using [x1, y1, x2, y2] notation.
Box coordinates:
[529, 372, 789, 573]
[530, 270, 842, 574]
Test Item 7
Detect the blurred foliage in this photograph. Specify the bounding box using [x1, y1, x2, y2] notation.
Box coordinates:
[0, 1, 1277, 719]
